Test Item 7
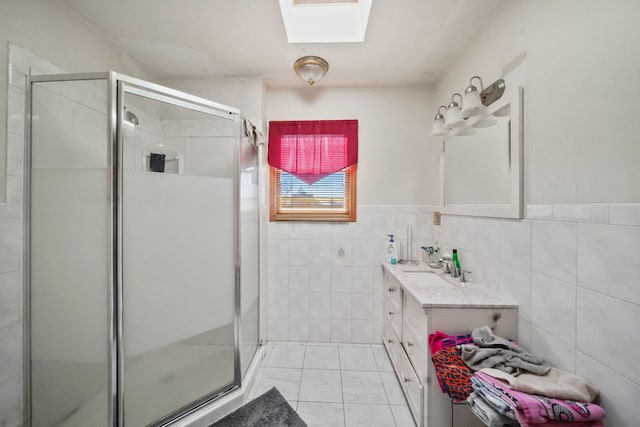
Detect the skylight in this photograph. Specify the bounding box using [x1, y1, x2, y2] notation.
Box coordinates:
[279, 0, 373, 43]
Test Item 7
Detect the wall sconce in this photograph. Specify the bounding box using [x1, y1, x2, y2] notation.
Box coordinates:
[443, 93, 465, 130]
[429, 106, 448, 137]
[430, 76, 506, 137]
[294, 56, 329, 86]
[461, 76, 486, 118]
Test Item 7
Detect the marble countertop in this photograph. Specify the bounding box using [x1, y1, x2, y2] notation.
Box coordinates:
[383, 262, 518, 309]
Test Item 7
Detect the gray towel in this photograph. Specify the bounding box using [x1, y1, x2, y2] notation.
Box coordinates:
[461, 326, 550, 376]
[467, 392, 520, 427]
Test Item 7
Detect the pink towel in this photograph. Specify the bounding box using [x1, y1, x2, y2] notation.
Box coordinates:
[428, 331, 450, 354]
[474, 372, 606, 426]
[428, 331, 473, 354]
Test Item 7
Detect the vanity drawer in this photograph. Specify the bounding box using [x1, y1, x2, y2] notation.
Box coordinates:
[403, 316, 428, 381]
[384, 269, 402, 307]
[385, 292, 402, 339]
[383, 319, 403, 371]
[404, 293, 428, 333]
[396, 346, 424, 426]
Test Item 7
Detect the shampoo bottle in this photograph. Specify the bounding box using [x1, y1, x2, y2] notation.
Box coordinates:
[386, 234, 398, 265]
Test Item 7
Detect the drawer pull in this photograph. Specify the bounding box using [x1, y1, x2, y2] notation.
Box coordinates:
[387, 338, 394, 344]
[403, 377, 411, 383]
[388, 311, 394, 316]
[406, 341, 414, 347]
[388, 287, 395, 292]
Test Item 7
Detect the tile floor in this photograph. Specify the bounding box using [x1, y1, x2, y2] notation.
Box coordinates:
[248, 342, 416, 427]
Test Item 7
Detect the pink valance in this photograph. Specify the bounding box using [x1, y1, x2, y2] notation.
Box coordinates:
[268, 120, 358, 184]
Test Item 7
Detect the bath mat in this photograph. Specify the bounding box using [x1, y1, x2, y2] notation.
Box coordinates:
[210, 387, 307, 427]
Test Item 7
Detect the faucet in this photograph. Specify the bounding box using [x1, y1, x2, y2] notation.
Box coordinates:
[438, 254, 452, 274]
[450, 264, 460, 278]
[460, 269, 472, 283]
[437, 252, 462, 278]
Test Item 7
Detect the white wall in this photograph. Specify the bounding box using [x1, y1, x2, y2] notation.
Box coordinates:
[428, 2, 640, 426]
[0, 0, 156, 420]
[162, 76, 266, 129]
[267, 87, 433, 205]
[0, 0, 156, 202]
[266, 207, 434, 343]
[0, 2, 152, 421]
[263, 87, 435, 342]
[430, 0, 640, 205]
[0, 39, 154, 425]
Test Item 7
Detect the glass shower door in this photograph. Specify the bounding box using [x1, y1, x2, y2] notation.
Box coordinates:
[119, 83, 239, 426]
[239, 126, 260, 377]
[29, 77, 110, 427]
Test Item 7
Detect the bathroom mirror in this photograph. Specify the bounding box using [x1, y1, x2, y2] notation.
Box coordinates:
[440, 87, 523, 218]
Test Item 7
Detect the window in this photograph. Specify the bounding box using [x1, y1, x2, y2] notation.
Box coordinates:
[268, 120, 358, 221]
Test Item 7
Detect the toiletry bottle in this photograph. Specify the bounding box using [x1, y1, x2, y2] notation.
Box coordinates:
[452, 249, 461, 273]
[386, 235, 398, 265]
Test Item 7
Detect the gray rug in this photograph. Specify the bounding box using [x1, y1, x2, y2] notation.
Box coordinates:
[210, 387, 307, 427]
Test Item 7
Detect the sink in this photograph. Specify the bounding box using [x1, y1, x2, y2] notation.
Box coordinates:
[402, 271, 454, 288]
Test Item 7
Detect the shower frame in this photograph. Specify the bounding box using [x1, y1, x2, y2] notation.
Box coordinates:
[24, 71, 247, 426]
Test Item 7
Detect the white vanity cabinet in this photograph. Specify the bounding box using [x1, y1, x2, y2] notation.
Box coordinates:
[381, 263, 518, 427]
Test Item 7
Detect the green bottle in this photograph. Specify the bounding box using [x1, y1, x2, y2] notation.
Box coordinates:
[452, 249, 461, 269]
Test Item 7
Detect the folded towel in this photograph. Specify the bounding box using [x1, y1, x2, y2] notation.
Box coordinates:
[480, 367, 599, 402]
[470, 376, 518, 418]
[474, 372, 606, 426]
[467, 392, 520, 427]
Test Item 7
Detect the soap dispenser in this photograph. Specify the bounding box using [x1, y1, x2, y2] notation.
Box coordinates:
[386, 235, 398, 265]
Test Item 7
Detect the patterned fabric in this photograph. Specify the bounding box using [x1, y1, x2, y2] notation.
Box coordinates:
[428, 330, 473, 354]
[474, 371, 607, 426]
[431, 346, 475, 402]
[441, 333, 473, 349]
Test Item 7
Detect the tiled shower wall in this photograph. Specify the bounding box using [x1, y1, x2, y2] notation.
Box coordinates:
[433, 204, 640, 427]
[266, 205, 433, 344]
[0, 45, 72, 426]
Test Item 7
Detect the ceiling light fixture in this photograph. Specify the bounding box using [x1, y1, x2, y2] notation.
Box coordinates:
[294, 56, 329, 86]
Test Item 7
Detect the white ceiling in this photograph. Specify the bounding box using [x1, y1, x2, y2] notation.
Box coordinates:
[62, 0, 503, 88]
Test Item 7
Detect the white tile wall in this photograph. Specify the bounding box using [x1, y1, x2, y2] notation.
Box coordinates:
[609, 203, 640, 226]
[288, 266, 309, 293]
[530, 325, 576, 372]
[0, 44, 50, 427]
[266, 206, 433, 343]
[429, 203, 640, 427]
[576, 353, 639, 427]
[552, 203, 609, 224]
[0, 271, 21, 330]
[531, 220, 577, 284]
[577, 223, 640, 305]
[0, 323, 22, 384]
[576, 288, 640, 384]
[531, 273, 576, 345]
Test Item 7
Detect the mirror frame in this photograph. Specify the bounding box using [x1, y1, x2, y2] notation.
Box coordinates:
[438, 86, 523, 219]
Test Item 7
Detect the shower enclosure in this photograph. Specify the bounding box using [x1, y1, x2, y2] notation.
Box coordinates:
[26, 72, 260, 426]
